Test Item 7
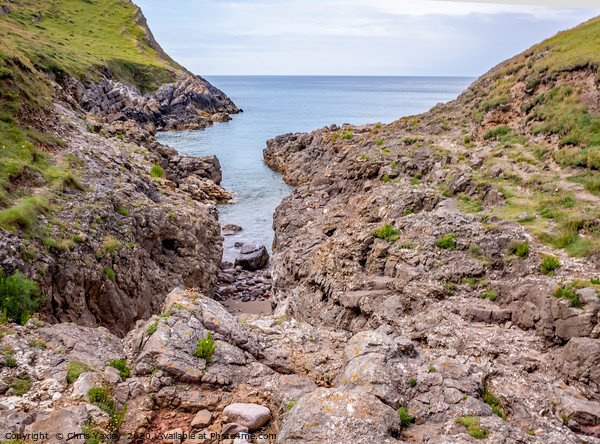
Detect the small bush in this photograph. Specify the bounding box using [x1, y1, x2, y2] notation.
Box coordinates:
[376, 140, 384, 146]
[66, 361, 90, 384]
[382, 173, 391, 183]
[150, 164, 164, 178]
[428, 365, 436, 373]
[479, 290, 497, 302]
[146, 320, 158, 336]
[371, 223, 400, 243]
[508, 240, 529, 258]
[591, 277, 600, 285]
[409, 378, 417, 387]
[3, 345, 17, 367]
[104, 268, 115, 281]
[29, 341, 46, 349]
[455, 416, 488, 439]
[0, 270, 42, 325]
[108, 359, 130, 380]
[398, 406, 414, 427]
[116, 208, 129, 217]
[195, 331, 216, 364]
[554, 285, 581, 308]
[436, 234, 456, 250]
[540, 256, 560, 275]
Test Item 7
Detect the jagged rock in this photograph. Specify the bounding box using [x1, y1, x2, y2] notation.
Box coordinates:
[191, 409, 213, 428]
[234, 245, 269, 271]
[30, 406, 88, 443]
[222, 403, 270, 431]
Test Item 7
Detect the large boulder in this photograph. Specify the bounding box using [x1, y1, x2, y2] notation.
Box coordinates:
[222, 403, 271, 431]
[235, 245, 269, 271]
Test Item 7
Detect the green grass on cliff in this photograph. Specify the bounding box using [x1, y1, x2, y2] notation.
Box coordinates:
[0, 0, 181, 92]
[0, 0, 180, 231]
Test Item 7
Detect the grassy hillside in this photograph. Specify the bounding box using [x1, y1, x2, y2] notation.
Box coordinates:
[0, 0, 184, 222]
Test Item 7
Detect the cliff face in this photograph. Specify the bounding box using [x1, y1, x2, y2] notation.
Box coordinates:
[264, 16, 600, 442]
[0, 0, 238, 334]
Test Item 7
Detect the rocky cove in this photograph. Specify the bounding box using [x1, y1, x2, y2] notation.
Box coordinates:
[1, 3, 600, 444]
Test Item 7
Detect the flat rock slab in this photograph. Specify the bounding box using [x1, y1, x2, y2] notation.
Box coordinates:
[223, 403, 271, 431]
[191, 409, 213, 428]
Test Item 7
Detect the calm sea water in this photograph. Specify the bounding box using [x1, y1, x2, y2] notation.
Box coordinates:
[156, 76, 474, 261]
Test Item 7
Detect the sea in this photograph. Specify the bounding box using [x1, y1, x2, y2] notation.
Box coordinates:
[156, 76, 474, 261]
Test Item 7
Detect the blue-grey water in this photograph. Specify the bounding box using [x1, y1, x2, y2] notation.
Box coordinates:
[156, 76, 474, 261]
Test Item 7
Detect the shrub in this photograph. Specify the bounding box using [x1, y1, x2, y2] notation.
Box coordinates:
[455, 416, 488, 439]
[436, 234, 456, 250]
[554, 285, 581, 308]
[29, 341, 46, 349]
[409, 378, 417, 387]
[398, 406, 414, 427]
[104, 268, 115, 281]
[376, 140, 384, 146]
[116, 208, 129, 217]
[428, 365, 436, 373]
[108, 359, 130, 380]
[3, 345, 17, 367]
[146, 320, 158, 336]
[382, 174, 391, 183]
[8, 373, 32, 396]
[195, 331, 216, 363]
[508, 240, 529, 258]
[540, 256, 560, 275]
[66, 361, 90, 384]
[591, 277, 600, 285]
[150, 164, 164, 178]
[0, 270, 42, 325]
[371, 223, 400, 243]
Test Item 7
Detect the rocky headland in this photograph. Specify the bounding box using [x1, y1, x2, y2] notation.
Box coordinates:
[1, 3, 600, 444]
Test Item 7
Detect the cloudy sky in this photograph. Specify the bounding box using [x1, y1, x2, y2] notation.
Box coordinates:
[136, 0, 598, 76]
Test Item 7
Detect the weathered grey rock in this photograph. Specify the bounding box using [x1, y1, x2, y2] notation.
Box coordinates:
[278, 388, 400, 443]
[71, 372, 100, 400]
[234, 245, 269, 271]
[30, 406, 88, 443]
[222, 403, 271, 431]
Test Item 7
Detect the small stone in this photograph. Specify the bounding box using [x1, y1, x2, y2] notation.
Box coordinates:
[163, 427, 183, 444]
[191, 409, 213, 429]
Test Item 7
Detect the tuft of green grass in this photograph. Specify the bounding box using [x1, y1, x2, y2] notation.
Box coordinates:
[371, 223, 400, 243]
[409, 378, 417, 387]
[0, 195, 53, 232]
[428, 365, 436, 373]
[195, 331, 216, 364]
[540, 256, 560, 275]
[146, 320, 158, 336]
[436, 234, 456, 250]
[479, 290, 497, 302]
[66, 361, 90, 384]
[3, 345, 17, 367]
[483, 125, 511, 141]
[8, 373, 32, 396]
[108, 359, 130, 380]
[285, 400, 297, 410]
[382, 173, 391, 183]
[150, 164, 164, 178]
[483, 385, 506, 419]
[398, 407, 414, 427]
[116, 208, 129, 217]
[554, 285, 581, 308]
[455, 416, 488, 439]
[88, 386, 115, 414]
[29, 341, 46, 349]
[102, 235, 122, 256]
[591, 277, 600, 285]
[104, 268, 115, 281]
[508, 240, 529, 258]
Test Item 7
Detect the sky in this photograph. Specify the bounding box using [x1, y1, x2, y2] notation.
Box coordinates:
[136, 0, 599, 77]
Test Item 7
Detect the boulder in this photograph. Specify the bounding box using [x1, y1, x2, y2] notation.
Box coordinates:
[191, 409, 213, 428]
[30, 406, 88, 443]
[222, 403, 271, 431]
[234, 245, 269, 271]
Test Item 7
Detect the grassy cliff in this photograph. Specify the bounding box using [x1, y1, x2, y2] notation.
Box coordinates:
[0, 0, 186, 223]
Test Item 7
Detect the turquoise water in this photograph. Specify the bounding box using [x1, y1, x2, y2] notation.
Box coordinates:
[156, 76, 474, 261]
